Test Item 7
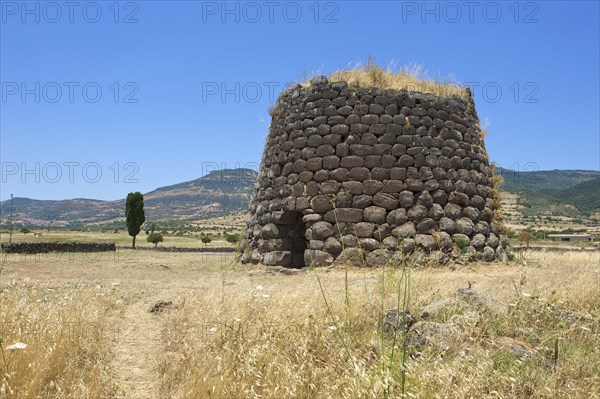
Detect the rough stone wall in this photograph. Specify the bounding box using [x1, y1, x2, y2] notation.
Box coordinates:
[116, 245, 236, 253]
[242, 76, 507, 268]
[1, 242, 116, 254]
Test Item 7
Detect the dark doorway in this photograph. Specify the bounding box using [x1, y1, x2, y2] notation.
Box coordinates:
[276, 210, 307, 268]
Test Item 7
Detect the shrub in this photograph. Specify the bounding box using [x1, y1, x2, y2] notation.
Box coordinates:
[224, 233, 241, 245]
[147, 232, 164, 247]
[454, 236, 470, 251]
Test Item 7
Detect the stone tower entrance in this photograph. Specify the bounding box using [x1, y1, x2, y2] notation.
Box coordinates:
[258, 210, 307, 268]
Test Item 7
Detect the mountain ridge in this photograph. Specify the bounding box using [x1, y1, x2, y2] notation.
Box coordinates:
[1, 167, 598, 227]
[0, 168, 258, 227]
[497, 167, 600, 213]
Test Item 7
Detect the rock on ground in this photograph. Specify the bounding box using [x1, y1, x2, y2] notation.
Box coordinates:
[379, 308, 416, 333]
[406, 321, 461, 353]
[419, 298, 470, 320]
[149, 300, 173, 313]
[456, 288, 507, 315]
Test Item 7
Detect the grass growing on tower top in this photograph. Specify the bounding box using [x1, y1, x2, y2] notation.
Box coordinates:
[305, 57, 469, 99]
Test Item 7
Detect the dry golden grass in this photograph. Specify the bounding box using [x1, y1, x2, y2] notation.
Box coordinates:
[0, 229, 238, 249]
[1, 248, 598, 398]
[158, 251, 600, 399]
[306, 57, 468, 99]
[0, 256, 118, 397]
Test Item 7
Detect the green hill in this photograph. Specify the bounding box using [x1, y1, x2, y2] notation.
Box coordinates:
[498, 168, 600, 192]
[545, 177, 600, 212]
[497, 168, 600, 216]
[0, 169, 258, 227]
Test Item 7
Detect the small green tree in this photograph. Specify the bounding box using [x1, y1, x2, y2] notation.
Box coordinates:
[19, 227, 30, 234]
[125, 192, 145, 249]
[225, 233, 241, 245]
[200, 235, 212, 247]
[147, 232, 164, 247]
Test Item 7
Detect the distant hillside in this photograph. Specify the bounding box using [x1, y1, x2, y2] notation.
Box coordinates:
[2, 166, 598, 228]
[0, 169, 257, 227]
[498, 168, 600, 193]
[497, 168, 600, 215]
[544, 177, 600, 212]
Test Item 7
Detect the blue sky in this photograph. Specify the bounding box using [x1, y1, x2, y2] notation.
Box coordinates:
[1, 0, 599, 201]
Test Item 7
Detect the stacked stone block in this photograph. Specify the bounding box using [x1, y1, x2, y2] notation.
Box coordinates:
[241, 76, 507, 267]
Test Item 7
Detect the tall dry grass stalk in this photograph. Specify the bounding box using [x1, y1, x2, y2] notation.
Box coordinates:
[157, 251, 599, 398]
[1, 249, 598, 398]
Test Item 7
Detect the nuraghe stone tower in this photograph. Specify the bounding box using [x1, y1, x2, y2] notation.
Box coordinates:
[241, 76, 507, 268]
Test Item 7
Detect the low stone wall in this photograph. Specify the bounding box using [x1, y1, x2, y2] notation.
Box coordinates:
[1, 242, 116, 254]
[115, 246, 236, 253]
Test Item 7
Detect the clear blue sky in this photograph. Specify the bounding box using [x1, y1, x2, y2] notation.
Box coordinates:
[1, 0, 599, 201]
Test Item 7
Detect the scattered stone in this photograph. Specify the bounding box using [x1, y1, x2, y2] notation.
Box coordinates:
[497, 338, 534, 357]
[266, 265, 307, 275]
[457, 288, 506, 315]
[483, 337, 545, 365]
[420, 298, 469, 319]
[279, 267, 305, 275]
[451, 310, 480, 328]
[554, 309, 595, 325]
[149, 300, 173, 313]
[406, 321, 461, 352]
[380, 308, 416, 333]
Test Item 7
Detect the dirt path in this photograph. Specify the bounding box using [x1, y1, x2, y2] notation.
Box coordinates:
[0, 250, 232, 398]
[109, 295, 163, 399]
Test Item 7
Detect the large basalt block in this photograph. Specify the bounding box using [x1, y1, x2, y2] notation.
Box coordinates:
[263, 251, 292, 266]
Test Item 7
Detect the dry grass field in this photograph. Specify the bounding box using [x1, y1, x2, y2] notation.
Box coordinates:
[0, 248, 598, 398]
[0, 230, 237, 249]
[500, 192, 600, 235]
